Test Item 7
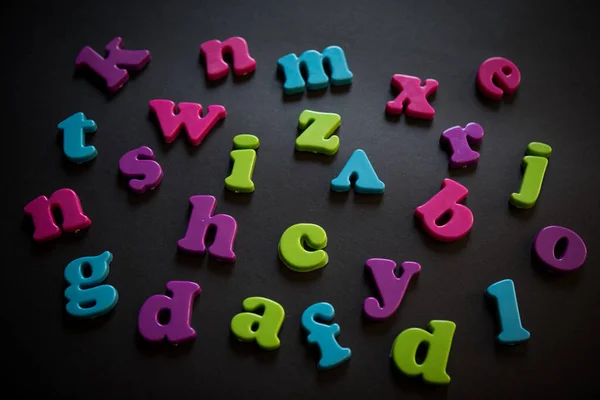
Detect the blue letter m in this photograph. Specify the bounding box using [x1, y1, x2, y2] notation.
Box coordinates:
[277, 46, 353, 95]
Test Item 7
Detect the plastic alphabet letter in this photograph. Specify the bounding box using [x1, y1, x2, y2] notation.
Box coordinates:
[533, 226, 587, 272]
[330, 149, 385, 194]
[178, 195, 237, 262]
[24, 188, 92, 242]
[477, 57, 521, 100]
[386, 74, 438, 119]
[225, 134, 260, 193]
[57, 112, 98, 163]
[75, 37, 151, 93]
[391, 320, 456, 384]
[440, 123, 484, 168]
[486, 279, 530, 344]
[510, 142, 551, 209]
[138, 281, 201, 344]
[363, 258, 421, 320]
[64, 251, 118, 318]
[149, 100, 227, 146]
[277, 46, 353, 94]
[415, 179, 473, 242]
[278, 223, 328, 272]
[301, 302, 351, 370]
[118, 146, 163, 194]
[296, 110, 341, 155]
[231, 297, 285, 350]
[200, 36, 256, 80]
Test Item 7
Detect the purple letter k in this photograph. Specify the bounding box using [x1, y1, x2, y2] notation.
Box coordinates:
[76, 37, 151, 93]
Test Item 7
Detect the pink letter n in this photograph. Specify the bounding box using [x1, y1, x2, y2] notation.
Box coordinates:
[178, 195, 237, 262]
[24, 188, 91, 242]
[200, 36, 256, 80]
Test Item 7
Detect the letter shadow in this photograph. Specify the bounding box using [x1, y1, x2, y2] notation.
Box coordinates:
[447, 165, 478, 177]
[222, 186, 253, 206]
[298, 328, 350, 382]
[388, 361, 449, 396]
[328, 190, 384, 206]
[276, 253, 324, 283]
[360, 268, 419, 335]
[307, 87, 328, 98]
[228, 331, 279, 364]
[294, 150, 337, 165]
[282, 92, 304, 103]
[21, 214, 89, 256]
[330, 84, 351, 96]
[281, 86, 350, 102]
[412, 217, 471, 253]
[115, 173, 161, 206]
[73, 65, 149, 101]
[146, 112, 172, 154]
[61, 306, 116, 333]
[134, 330, 196, 356]
[60, 156, 96, 177]
[529, 247, 583, 286]
[507, 202, 537, 221]
[474, 81, 519, 110]
[483, 294, 529, 356]
[383, 110, 434, 129]
[175, 247, 234, 276]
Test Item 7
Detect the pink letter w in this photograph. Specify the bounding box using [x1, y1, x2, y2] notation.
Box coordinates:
[149, 100, 226, 146]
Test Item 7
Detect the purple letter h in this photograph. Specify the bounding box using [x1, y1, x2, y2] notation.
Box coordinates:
[178, 195, 237, 262]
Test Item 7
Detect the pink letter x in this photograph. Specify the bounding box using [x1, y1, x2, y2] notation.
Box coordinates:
[386, 74, 438, 120]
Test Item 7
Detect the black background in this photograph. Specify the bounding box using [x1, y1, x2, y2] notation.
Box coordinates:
[5, 0, 599, 399]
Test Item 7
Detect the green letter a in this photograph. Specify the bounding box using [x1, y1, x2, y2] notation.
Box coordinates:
[231, 297, 285, 350]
